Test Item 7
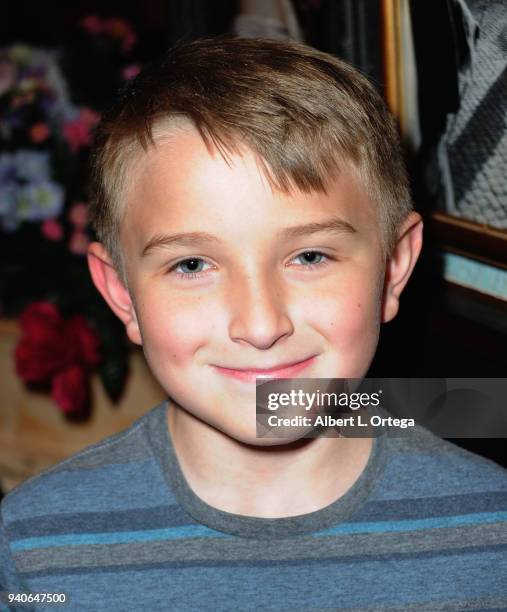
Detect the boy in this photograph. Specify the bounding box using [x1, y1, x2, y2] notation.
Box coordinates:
[1, 37, 506, 611]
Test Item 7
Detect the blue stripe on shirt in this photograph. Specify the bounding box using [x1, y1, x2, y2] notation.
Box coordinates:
[11, 511, 507, 551]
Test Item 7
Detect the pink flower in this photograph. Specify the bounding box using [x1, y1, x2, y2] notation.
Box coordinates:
[63, 119, 91, 152]
[69, 228, 90, 255]
[41, 219, 63, 241]
[80, 15, 103, 35]
[62, 108, 100, 153]
[122, 32, 137, 53]
[30, 122, 50, 143]
[80, 108, 100, 127]
[63, 122, 90, 152]
[122, 64, 141, 80]
[69, 202, 89, 228]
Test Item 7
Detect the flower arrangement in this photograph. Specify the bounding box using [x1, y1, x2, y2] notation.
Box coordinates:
[15, 302, 101, 414]
[0, 17, 142, 416]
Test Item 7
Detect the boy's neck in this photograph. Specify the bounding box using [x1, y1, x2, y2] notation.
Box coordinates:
[167, 402, 373, 519]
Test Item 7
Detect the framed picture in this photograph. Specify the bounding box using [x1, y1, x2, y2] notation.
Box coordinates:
[381, 0, 507, 302]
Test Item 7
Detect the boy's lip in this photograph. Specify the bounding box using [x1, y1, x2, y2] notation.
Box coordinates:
[212, 356, 317, 381]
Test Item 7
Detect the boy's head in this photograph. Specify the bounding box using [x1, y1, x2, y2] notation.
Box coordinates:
[87, 37, 422, 444]
[89, 36, 413, 275]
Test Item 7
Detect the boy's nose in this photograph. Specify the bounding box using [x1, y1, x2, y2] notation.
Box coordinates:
[228, 271, 294, 350]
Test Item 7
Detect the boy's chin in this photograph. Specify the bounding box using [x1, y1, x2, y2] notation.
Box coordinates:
[246, 436, 316, 449]
[220, 423, 317, 448]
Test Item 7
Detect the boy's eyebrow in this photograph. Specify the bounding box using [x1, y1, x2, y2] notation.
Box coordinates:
[279, 217, 357, 239]
[141, 216, 357, 256]
[141, 232, 221, 256]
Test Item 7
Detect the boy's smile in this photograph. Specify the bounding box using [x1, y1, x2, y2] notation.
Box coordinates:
[113, 123, 387, 445]
[212, 354, 318, 383]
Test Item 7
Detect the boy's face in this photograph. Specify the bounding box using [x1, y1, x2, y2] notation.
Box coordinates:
[90, 125, 417, 445]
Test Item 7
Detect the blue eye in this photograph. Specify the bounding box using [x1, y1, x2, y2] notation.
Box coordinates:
[293, 251, 328, 267]
[172, 258, 210, 280]
[177, 258, 205, 273]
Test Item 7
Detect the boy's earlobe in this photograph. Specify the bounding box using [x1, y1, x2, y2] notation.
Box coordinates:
[87, 242, 142, 345]
[381, 212, 423, 324]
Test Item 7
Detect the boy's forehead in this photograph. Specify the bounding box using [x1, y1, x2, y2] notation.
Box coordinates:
[121, 124, 379, 252]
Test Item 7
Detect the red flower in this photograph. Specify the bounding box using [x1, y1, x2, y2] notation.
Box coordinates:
[67, 315, 101, 366]
[16, 303, 75, 382]
[15, 301, 101, 413]
[51, 365, 89, 414]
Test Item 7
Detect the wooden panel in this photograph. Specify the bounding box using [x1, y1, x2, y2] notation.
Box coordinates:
[429, 211, 507, 270]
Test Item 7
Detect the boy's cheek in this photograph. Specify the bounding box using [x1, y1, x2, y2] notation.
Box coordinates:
[308, 292, 380, 372]
[137, 296, 215, 366]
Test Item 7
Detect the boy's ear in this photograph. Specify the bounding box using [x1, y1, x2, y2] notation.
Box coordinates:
[87, 242, 142, 345]
[381, 211, 423, 323]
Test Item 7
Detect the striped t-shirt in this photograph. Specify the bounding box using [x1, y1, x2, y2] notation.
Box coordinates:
[1, 402, 506, 611]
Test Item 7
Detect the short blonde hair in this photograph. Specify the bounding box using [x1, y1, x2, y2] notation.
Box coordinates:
[89, 36, 412, 274]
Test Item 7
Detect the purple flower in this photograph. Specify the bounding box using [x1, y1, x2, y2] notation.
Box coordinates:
[0, 178, 64, 231]
[18, 180, 64, 221]
[0, 154, 17, 183]
[13, 150, 51, 182]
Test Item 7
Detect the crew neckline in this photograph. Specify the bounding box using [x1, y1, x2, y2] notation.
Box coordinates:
[149, 402, 388, 539]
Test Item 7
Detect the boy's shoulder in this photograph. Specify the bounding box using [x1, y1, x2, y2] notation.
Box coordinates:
[1, 402, 171, 524]
[378, 424, 507, 500]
